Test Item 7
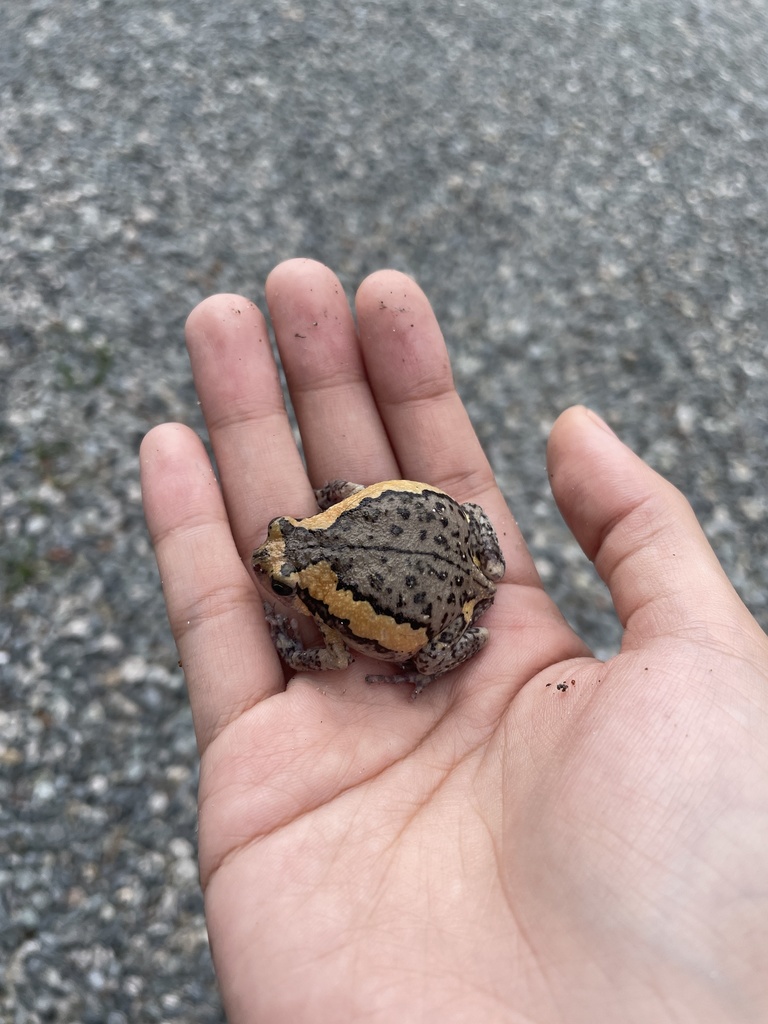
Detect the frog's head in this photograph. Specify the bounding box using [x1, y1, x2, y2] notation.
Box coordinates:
[252, 517, 299, 597]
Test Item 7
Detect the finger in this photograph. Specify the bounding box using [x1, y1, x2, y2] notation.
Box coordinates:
[355, 269, 537, 587]
[184, 294, 312, 558]
[140, 424, 284, 752]
[546, 406, 764, 648]
[265, 259, 399, 485]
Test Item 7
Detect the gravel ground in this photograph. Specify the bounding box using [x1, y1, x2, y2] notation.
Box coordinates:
[2, 1, 767, 1020]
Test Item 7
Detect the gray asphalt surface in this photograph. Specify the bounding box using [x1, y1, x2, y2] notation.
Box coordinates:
[2, 1, 767, 1020]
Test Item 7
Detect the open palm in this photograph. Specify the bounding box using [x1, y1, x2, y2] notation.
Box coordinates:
[141, 260, 768, 1024]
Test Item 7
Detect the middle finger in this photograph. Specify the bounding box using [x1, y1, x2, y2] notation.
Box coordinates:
[266, 258, 399, 486]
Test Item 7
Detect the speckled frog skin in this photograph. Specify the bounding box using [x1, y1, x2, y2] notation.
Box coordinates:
[252, 480, 505, 695]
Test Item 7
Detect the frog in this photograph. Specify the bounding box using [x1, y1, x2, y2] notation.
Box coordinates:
[252, 480, 505, 696]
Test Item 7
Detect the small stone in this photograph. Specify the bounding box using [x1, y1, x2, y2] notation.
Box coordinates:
[31, 774, 57, 804]
[148, 790, 169, 815]
[119, 655, 147, 684]
[61, 617, 93, 639]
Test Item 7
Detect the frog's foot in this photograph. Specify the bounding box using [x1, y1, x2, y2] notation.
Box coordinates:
[263, 604, 354, 672]
[314, 480, 365, 510]
[365, 670, 435, 699]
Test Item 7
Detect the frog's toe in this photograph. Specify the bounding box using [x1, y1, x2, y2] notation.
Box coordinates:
[366, 670, 432, 698]
[479, 553, 505, 582]
[263, 602, 296, 631]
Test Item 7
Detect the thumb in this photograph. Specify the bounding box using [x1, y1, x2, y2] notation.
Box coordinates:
[546, 406, 762, 652]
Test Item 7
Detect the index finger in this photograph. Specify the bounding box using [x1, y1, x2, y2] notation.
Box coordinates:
[140, 423, 286, 752]
[184, 293, 313, 558]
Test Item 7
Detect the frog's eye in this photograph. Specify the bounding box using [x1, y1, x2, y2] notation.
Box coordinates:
[270, 580, 294, 597]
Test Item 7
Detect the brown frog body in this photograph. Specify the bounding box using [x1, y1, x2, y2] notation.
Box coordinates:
[252, 480, 505, 695]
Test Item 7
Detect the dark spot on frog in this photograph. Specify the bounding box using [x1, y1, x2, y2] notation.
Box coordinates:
[357, 501, 383, 524]
[390, 523, 404, 536]
[419, 529, 428, 541]
[405, 575, 417, 588]
[413, 592, 427, 604]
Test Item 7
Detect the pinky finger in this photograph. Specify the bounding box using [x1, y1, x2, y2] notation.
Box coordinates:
[140, 423, 284, 752]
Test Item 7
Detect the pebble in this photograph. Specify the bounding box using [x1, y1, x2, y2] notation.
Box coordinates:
[2, 2, 766, 1021]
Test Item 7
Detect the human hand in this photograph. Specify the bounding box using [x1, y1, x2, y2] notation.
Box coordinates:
[140, 259, 768, 1023]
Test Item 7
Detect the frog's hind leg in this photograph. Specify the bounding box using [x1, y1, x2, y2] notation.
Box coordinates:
[412, 622, 490, 678]
[461, 502, 506, 581]
[367, 623, 490, 697]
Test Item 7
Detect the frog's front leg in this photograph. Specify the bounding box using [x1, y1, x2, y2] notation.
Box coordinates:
[462, 502, 505, 581]
[314, 480, 364, 511]
[263, 604, 354, 672]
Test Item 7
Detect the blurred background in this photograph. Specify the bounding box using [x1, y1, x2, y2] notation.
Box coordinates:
[2, 1, 766, 1019]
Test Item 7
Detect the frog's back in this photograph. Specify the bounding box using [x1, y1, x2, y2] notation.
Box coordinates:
[282, 482, 494, 649]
